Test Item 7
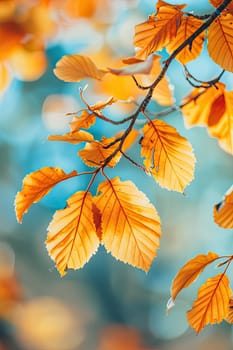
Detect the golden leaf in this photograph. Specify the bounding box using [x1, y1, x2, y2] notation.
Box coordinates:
[48, 130, 94, 144]
[54, 54, 107, 82]
[225, 296, 233, 323]
[15, 167, 78, 223]
[141, 119, 196, 192]
[187, 274, 232, 333]
[46, 191, 99, 276]
[214, 185, 233, 228]
[170, 252, 219, 302]
[134, 2, 185, 60]
[79, 130, 138, 168]
[94, 177, 161, 272]
[209, 0, 233, 15]
[166, 16, 205, 64]
[78, 137, 121, 168]
[182, 83, 233, 154]
[182, 83, 225, 127]
[208, 12, 233, 72]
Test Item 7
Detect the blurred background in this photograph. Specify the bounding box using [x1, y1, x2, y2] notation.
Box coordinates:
[0, 0, 233, 349]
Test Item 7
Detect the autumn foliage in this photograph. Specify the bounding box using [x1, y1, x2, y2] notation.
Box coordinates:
[14, 0, 233, 334]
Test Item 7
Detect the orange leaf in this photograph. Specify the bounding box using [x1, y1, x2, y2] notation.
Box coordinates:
[141, 119, 196, 192]
[208, 12, 233, 72]
[170, 252, 219, 303]
[182, 83, 233, 154]
[209, 0, 233, 15]
[108, 54, 156, 76]
[69, 111, 96, 132]
[46, 191, 99, 276]
[69, 96, 116, 132]
[78, 130, 137, 168]
[54, 54, 107, 82]
[214, 185, 233, 228]
[134, 2, 185, 60]
[89, 96, 117, 111]
[166, 16, 205, 64]
[182, 83, 225, 127]
[48, 130, 94, 144]
[225, 296, 233, 323]
[78, 137, 121, 168]
[139, 55, 174, 106]
[187, 274, 232, 333]
[94, 177, 161, 272]
[15, 167, 78, 223]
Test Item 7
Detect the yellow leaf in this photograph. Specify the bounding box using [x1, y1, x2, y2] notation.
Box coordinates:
[214, 185, 233, 228]
[208, 12, 233, 72]
[209, 0, 233, 15]
[134, 2, 185, 60]
[94, 177, 161, 272]
[15, 167, 78, 223]
[166, 16, 205, 64]
[48, 130, 94, 144]
[54, 54, 107, 82]
[141, 119, 196, 192]
[46, 191, 99, 276]
[187, 274, 232, 333]
[182, 83, 233, 154]
[170, 252, 219, 302]
[225, 296, 233, 323]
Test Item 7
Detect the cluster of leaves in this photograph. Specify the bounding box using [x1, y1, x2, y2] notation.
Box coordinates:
[15, 0, 233, 333]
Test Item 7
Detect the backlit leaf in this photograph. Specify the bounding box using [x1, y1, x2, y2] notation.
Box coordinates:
[214, 185, 233, 228]
[94, 177, 161, 272]
[79, 130, 138, 168]
[78, 137, 122, 168]
[209, 0, 233, 15]
[134, 2, 185, 59]
[182, 83, 233, 154]
[54, 54, 107, 82]
[48, 130, 94, 144]
[170, 252, 219, 302]
[187, 274, 231, 332]
[208, 12, 233, 72]
[15, 167, 78, 223]
[225, 297, 233, 323]
[69, 97, 116, 132]
[139, 55, 174, 106]
[108, 54, 156, 76]
[182, 83, 225, 127]
[141, 119, 196, 192]
[166, 16, 204, 64]
[46, 191, 99, 276]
